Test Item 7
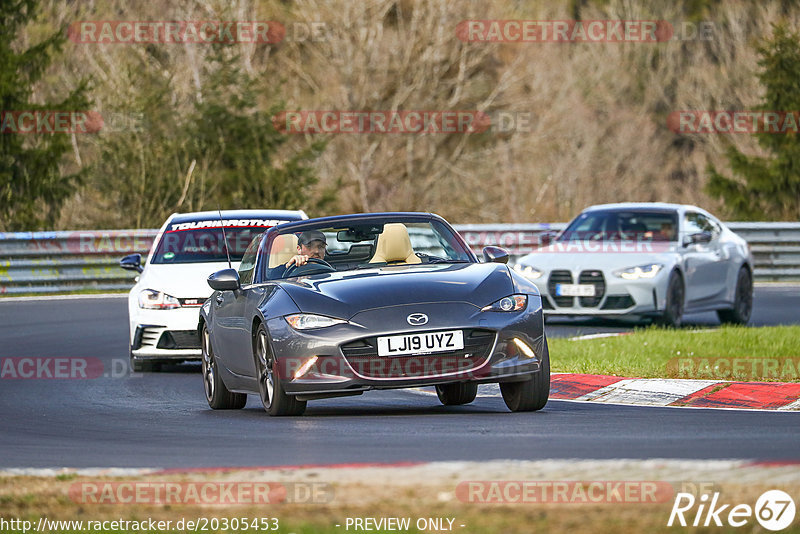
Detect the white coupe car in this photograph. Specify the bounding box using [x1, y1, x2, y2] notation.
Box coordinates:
[513, 203, 753, 326]
[120, 209, 307, 371]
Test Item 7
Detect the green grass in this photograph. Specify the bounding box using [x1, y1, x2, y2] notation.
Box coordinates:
[549, 325, 800, 381]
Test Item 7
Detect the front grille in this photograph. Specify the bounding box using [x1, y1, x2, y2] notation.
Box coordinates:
[578, 270, 605, 307]
[178, 297, 205, 307]
[601, 295, 636, 310]
[548, 270, 574, 307]
[340, 329, 495, 379]
[157, 330, 201, 349]
[542, 297, 554, 310]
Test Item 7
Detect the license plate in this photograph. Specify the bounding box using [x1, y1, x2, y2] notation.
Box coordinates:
[377, 330, 464, 357]
[555, 283, 596, 297]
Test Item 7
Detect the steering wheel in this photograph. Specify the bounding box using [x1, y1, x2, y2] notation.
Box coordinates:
[284, 257, 336, 277]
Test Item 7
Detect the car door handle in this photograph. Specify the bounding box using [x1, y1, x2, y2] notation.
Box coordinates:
[215, 295, 224, 305]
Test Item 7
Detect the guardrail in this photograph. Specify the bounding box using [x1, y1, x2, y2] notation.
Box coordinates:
[1, 222, 798, 294]
[725, 222, 800, 281]
[0, 230, 156, 294]
[456, 222, 800, 281]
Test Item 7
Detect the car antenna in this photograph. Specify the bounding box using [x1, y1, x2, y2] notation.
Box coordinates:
[218, 207, 232, 269]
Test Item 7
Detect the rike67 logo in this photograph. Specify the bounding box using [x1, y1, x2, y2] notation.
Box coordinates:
[668, 490, 796, 530]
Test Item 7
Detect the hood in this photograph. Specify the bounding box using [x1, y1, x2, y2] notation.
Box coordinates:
[138, 262, 240, 298]
[278, 263, 513, 320]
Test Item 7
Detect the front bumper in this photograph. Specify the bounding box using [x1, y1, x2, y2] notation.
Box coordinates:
[265, 300, 546, 395]
[129, 306, 203, 360]
[529, 269, 669, 316]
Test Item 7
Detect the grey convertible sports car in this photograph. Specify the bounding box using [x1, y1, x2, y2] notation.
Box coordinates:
[199, 212, 549, 416]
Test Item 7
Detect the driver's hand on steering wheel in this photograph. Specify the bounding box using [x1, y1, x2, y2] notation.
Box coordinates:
[285, 255, 310, 268]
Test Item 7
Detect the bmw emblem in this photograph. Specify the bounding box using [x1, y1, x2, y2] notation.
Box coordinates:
[407, 313, 429, 326]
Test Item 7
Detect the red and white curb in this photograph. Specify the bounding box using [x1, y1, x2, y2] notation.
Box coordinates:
[411, 374, 800, 411]
[467, 374, 800, 411]
[550, 373, 800, 410]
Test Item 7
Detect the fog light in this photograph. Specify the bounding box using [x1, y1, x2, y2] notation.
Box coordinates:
[293, 356, 319, 379]
[512, 338, 536, 359]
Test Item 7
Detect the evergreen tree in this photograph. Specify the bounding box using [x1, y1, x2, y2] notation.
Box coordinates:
[0, 0, 89, 230]
[90, 45, 329, 228]
[706, 24, 800, 220]
[189, 47, 327, 214]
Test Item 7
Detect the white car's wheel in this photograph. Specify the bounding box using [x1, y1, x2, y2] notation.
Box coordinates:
[129, 352, 159, 373]
[717, 267, 753, 325]
[656, 271, 684, 328]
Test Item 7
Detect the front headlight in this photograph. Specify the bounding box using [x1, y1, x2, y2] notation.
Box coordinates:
[613, 263, 663, 280]
[481, 294, 528, 312]
[513, 264, 543, 279]
[138, 289, 181, 309]
[285, 314, 347, 330]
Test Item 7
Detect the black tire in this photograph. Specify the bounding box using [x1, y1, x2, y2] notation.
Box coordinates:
[500, 337, 550, 412]
[717, 266, 753, 325]
[129, 352, 159, 372]
[255, 324, 306, 416]
[435, 382, 478, 405]
[656, 271, 684, 328]
[201, 324, 246, 409]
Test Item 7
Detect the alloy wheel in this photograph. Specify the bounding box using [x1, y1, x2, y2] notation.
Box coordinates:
[257, 330, 275, 408]
[201, 327, 215, 402]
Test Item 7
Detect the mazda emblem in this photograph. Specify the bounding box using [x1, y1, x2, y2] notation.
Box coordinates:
[407, 313, 429, 325]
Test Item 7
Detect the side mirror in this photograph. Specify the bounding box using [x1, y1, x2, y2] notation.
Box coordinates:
[120, 253, 143, 273]
[539, 231, 557, 247]
[683, 231, 712, 247]
[208, 269, 240, 291]
[482, 246, 509, 264]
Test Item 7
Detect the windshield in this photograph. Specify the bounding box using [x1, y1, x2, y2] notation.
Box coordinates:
[265, 219, 473, 279]
[559, 210, 679, 242]
[152, 227, 267, 264]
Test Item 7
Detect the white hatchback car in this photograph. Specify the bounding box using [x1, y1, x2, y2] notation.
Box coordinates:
[120, 209, 307, 371]
[513, 203, 753, 327]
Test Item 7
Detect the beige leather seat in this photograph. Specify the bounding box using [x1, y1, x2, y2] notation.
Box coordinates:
[369, 223, 421, 264]
[268, 234, 299, 268]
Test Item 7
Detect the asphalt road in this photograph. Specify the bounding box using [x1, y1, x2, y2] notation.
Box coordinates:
[0, 286, 798, 468]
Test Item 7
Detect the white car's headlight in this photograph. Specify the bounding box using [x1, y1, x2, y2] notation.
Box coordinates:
[285, 314, 346, 330]
[613, 263, 663, 280]
[513, 264, 543, 279]
[481, 295, 528, 312]
[138, 289, 181, 309]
